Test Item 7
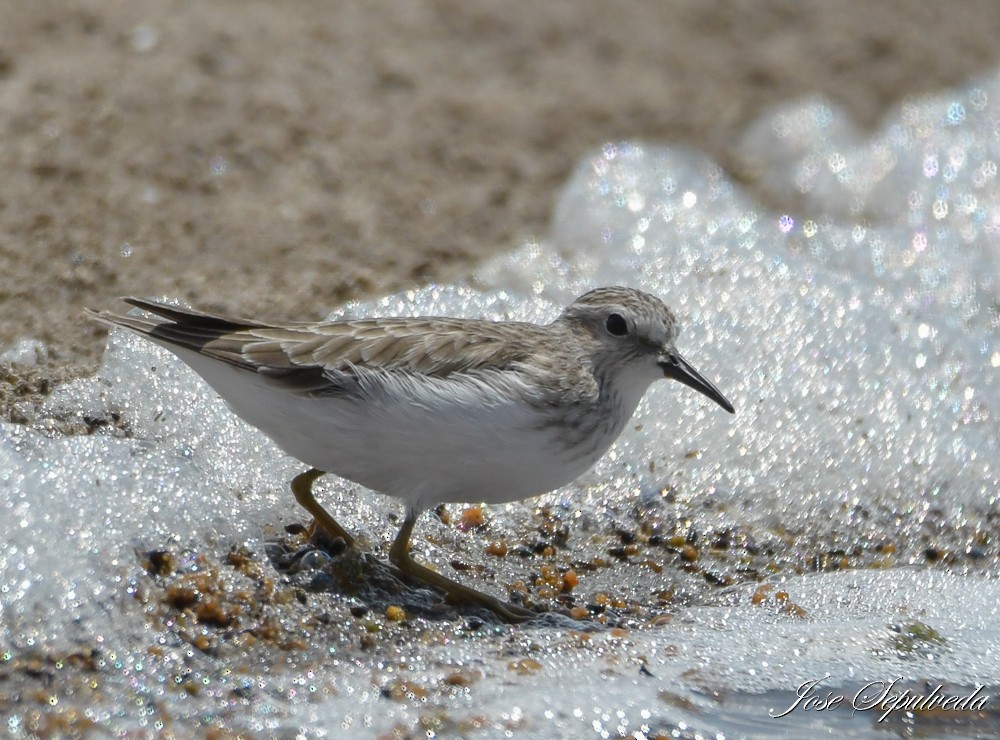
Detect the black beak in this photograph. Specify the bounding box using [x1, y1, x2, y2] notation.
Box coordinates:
[659, 352, 735, 414]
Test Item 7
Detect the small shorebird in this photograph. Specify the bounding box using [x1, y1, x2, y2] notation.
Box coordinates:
[89, 286, 733, 621]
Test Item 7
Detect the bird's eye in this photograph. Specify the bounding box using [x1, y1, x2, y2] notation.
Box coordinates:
[606, 313, 628, 336]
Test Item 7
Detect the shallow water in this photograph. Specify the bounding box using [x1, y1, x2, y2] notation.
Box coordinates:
[3, 68, 1000, 737]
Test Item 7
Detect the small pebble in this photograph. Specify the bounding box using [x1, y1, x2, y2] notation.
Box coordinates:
[485, 540, 508, 557]
[146, 550, 174, 577]
[459, 507, 485, 530]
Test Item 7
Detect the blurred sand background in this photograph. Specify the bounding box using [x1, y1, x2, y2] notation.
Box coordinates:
[3, 1, 1000, 418]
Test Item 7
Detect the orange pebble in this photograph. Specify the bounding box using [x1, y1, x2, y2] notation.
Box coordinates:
[386, 605, 407, 622]
[784, 603, 809, 618]
[485, 540, 508, 557]
[508, 658, 543, 675]
[459, 507, 485, 530]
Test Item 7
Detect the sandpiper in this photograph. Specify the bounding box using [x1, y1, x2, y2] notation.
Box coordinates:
[89, 286, 734, 621]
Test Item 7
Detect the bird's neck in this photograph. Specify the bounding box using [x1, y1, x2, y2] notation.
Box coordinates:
[594, 363, 653, 432]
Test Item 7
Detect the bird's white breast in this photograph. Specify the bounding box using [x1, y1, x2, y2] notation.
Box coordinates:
[170, 346, 630, 513]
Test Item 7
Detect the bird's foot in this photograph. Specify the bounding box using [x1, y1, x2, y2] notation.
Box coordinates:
[389, 551, 537, 623]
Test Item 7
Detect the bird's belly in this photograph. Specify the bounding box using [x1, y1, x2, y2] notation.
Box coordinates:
[296, 394, 604, 510]
[355, 432, 578, 503]
[172, 351, 614, 511]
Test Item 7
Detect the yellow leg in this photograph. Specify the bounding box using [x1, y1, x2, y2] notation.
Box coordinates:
[290, 468, 356, 548]
[389, 510, 536, 622]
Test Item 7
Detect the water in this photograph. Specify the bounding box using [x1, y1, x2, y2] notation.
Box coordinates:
[3, 69, 1000, 737]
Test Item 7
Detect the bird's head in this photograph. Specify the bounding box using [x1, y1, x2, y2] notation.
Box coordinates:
[559, 286, 734, 414]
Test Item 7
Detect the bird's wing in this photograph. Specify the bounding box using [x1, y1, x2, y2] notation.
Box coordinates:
[87, 297, 544, 395]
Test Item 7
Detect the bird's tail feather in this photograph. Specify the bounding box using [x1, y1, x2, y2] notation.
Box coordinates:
[85, 297, 260, 360]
